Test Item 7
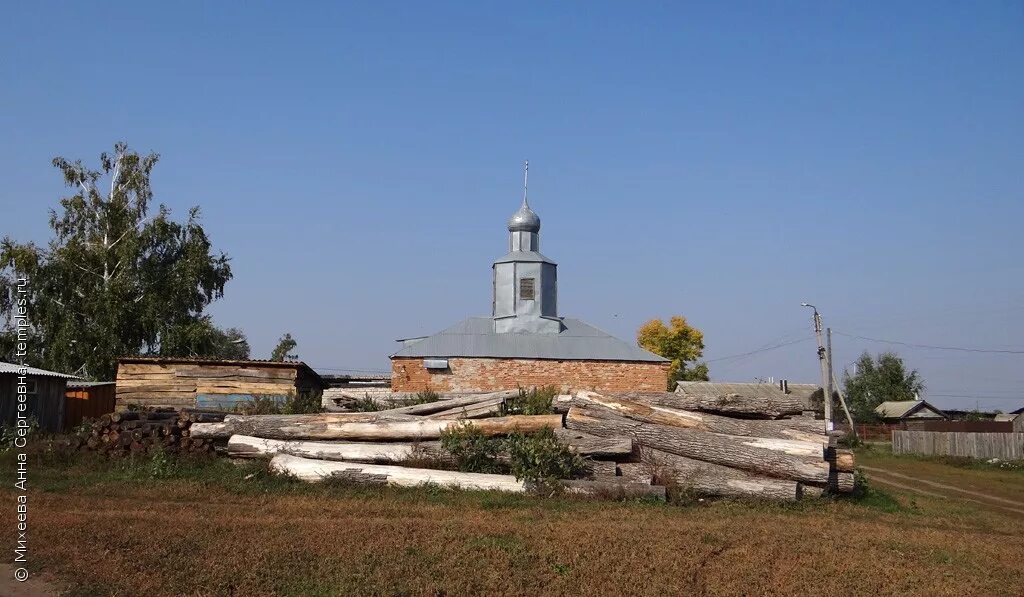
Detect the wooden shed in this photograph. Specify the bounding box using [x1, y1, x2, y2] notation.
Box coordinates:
[0, 362, 78, 432]
[115, 357, 327, 411]
[64, 381, 117, 431]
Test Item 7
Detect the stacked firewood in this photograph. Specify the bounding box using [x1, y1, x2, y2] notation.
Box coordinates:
[189, 386, 854, 502]
[78, 410, 228, 456]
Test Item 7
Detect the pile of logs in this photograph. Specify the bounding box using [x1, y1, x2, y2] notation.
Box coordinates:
[78, 410, 227, 456]
[563, 391, 854, 500]
[190, 386, 855, 502]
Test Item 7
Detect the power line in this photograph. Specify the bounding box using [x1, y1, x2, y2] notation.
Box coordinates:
[705, 337, 814, 363]
[832, 331, 1024, 355]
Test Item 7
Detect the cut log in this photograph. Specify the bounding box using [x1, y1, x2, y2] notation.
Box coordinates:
[639, 447, 809, 501]
[575, 391, 828, 444]
[270, 454, 528, 492]
[377, 391, 519, 416]
[561, 479, 666, 500]
[616, 463, 653, 484]
[553, 428, 633, 458]
[622, 387, 805, 419]
[427, 397, 506, 420]
[193, 414, 562, 441]
[825, 448, 855, 472]
[565, 406, 831, 485]
[191, 412, 421, 439]
[227, 435, 449, 463]
[583, 459, 618, 479]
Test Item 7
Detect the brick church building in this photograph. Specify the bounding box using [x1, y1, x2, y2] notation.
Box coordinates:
[390, 181, 668, 392]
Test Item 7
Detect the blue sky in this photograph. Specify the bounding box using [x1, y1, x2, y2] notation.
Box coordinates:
[2, 2, 1022, 410]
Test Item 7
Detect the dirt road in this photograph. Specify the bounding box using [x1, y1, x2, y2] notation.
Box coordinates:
[858, 454, 1024, 517]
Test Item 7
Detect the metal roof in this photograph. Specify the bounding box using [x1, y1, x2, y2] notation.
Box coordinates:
[874, 400, 946, 419]
[0, 362, 79, 379]
[507, 200, 541, 233]
[676, 381, 794, 398]
[66, 380, 116, 388]
[492, 250, 556, 265]
[391, 317, 668, 363]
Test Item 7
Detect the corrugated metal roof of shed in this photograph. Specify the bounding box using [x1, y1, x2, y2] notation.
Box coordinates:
[0, 362, 79, 379]
[390, 317, 667, 363]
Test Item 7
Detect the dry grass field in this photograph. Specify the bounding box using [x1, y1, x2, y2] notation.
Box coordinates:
[3, 445, 1023, 596]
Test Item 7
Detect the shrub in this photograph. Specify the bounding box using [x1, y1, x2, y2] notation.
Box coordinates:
[282, 391, 322, 414]
[233, 392, 323, 415]
[439, 422, 506, 474]
[505, 428, 586, 494]
[410, 389, 440, 405]
[348, 395, 381, 412]
[503, 386, 557, 416]
[0, 417, 39, 453]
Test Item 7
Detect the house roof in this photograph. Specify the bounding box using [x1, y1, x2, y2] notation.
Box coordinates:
[0, 362, 79, 379]
[874, 400, 946, 419]
[117, 357, 327, 387]
[66, 380, 116, 388]
[677, 381, 794, 398]
[391, 317, 668, 363]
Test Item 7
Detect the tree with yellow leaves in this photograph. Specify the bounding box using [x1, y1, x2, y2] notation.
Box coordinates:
[636, 316, 710, 390]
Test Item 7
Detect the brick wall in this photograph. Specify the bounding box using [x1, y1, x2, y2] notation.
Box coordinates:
[391, 357, 669, 392]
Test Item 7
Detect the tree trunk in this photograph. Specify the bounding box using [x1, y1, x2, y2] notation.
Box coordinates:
[193, 414, 562, 441]
[191, 412, 421, 439]
[565, 406, 831, 485]
[378, 391, 519, 416]
[638, 447, 812, 501]
[426, 396, 506, 419]
[575, 391, 828, 444]
[619, 388, 805, 419]
[553, 428, 633, 458]
[270, 454, 528, 492]
[582, 459, 618, 479]
[227, 435, 449, 463]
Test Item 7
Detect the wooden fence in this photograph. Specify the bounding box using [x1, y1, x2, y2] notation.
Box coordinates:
[892, 430, 1024, 460]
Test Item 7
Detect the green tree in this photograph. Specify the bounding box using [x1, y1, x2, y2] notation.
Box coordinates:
[0, 142, 232, 379]
[160, 319, 250, 360]
[842, 351, 925, 422]
[270, 333, 298, 361]
[636, 316, 709, 390]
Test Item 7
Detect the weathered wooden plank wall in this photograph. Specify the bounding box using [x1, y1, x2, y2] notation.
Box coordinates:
[892, 430, 1024, 460]
[0, 375, 66, 432]
[116, 362, 300, 410]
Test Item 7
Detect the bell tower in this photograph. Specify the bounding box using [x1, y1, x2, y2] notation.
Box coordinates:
[492, 162, 562, 334]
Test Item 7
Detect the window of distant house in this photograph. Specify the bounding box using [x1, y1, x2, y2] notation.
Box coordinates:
[24, 379, 37, 396]
[519, 278, 536, 300]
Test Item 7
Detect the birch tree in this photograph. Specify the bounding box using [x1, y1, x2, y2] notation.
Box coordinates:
[0, 142, 233, 379]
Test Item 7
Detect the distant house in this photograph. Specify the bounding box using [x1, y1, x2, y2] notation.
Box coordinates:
[874, 400, 947, 423]
[0, 362, 78, 432]
[115, 357, 327, 411]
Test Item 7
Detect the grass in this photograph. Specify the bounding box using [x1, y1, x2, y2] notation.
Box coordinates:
[4, 446, 1024, 596]
[856, 443, 1024, 505]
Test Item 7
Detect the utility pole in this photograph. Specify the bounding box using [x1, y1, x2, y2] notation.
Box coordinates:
[802, 303, 833, 430]
[827, 327, 858, 438]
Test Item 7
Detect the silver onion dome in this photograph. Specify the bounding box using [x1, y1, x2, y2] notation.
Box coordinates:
[507, 200, 540, 232]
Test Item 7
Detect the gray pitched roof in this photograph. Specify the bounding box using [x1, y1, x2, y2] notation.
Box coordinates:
[874, 400, 946, 419]
[391, 317, 667, 363]
[0, 362, 79, 379]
